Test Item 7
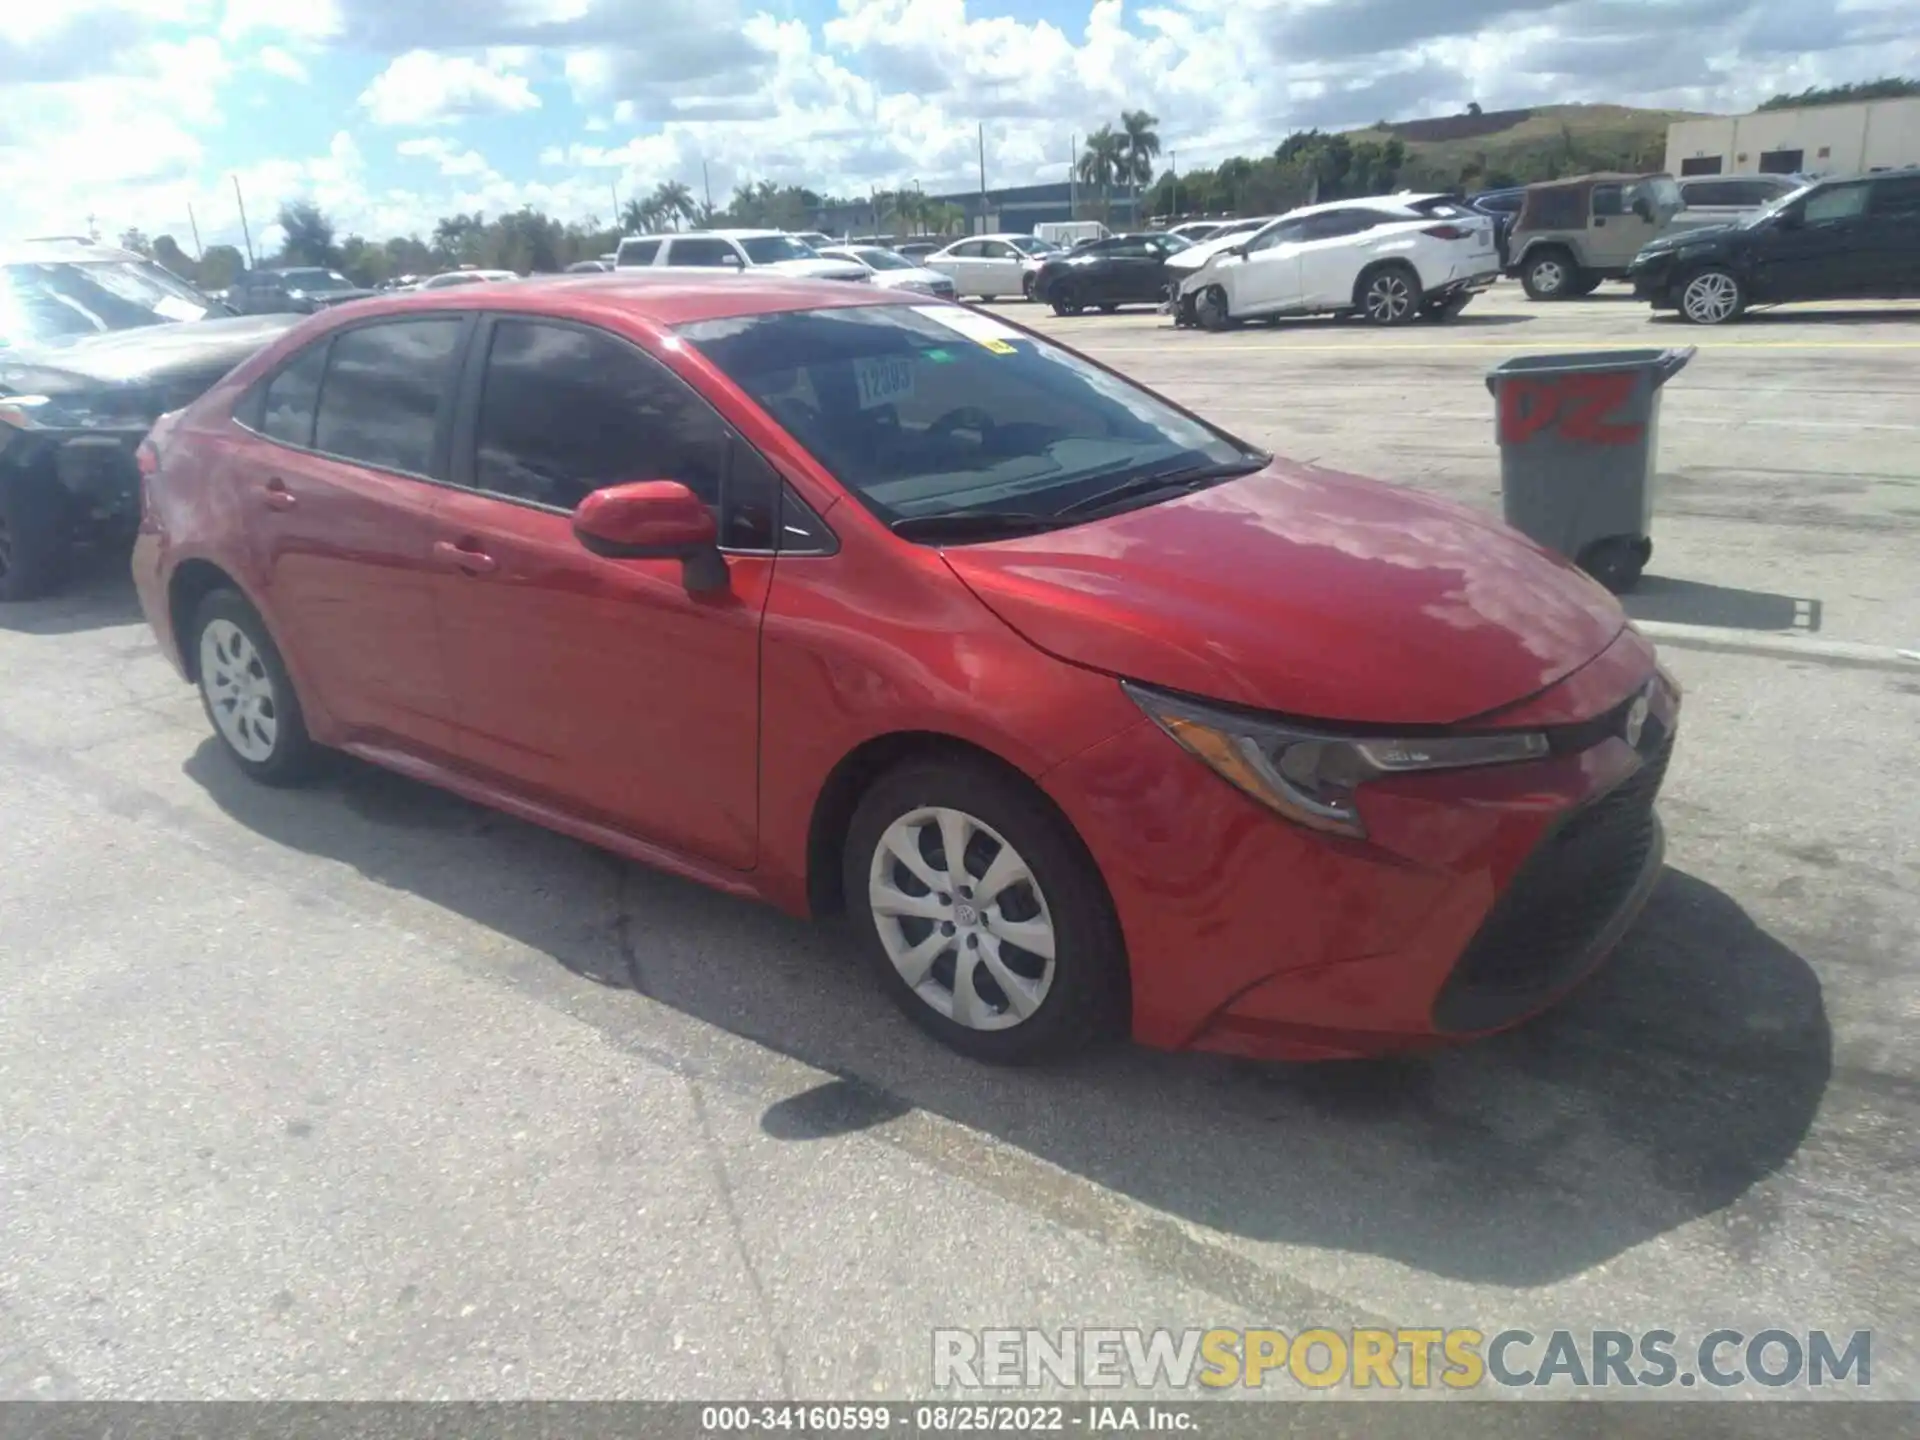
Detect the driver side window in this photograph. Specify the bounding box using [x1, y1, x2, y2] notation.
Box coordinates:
[1803, 184, 1870, 224]
[1592, 184, 1625, 217]
[1245, 220, 1305, 253]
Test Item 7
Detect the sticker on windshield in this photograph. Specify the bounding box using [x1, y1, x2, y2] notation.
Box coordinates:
[910, 305, 1022, 352]
[855, 354, 915, 410]
[153, 296, 206, 323]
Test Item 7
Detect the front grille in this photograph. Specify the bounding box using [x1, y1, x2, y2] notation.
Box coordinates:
[1431, 726, 1671, 1033]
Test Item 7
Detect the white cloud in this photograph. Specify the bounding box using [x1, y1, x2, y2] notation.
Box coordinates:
[397, 136, 497, 178]
[358, 49, 542, 126]
[256, 44, 308, 81]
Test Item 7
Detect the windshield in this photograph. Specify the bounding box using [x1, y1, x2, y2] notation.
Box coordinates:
[856, 248, 916, 271]
[0, 258, 219, 349]
[679, 304, 1256, 530]
[1743, 180, 1820, 226]
[1007, 237, 1056, 256]
[742, 235, 819, 264]
[280, 269, 354, 292]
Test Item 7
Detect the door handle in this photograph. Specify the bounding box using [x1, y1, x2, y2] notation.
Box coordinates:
[262, 478, 296, 511]
[433, 539, 498, 575]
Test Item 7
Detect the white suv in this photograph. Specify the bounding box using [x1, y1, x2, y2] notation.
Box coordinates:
[613, 230, 869, 283]
[1169, 194, 1500, 329]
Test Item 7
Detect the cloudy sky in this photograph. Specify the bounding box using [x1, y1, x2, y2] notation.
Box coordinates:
[3, 0, 1914, 252]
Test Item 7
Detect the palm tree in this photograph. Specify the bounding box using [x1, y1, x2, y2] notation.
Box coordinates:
[1076, 127, 1127, 222]
[1119, 110, 1162, 218]
[651, 180, 697, 230]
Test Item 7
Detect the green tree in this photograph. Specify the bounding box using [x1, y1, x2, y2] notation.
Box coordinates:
[1758, 76, 1919, 111]
[150, 235, 194, 280]
[275, 201, 338, 267]
[1119, 109, 1162, 201]
[1076, 126, 1128, 221]
[197, 245, 245, 290]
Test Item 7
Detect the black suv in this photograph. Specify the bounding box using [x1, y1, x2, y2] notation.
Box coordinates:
[0, 240, 297, 600]
[1628, 171, 1920, 324]
[228, 266, 377, 315]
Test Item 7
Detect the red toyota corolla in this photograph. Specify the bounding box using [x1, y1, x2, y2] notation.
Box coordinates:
[132, 275, 1678, 1064]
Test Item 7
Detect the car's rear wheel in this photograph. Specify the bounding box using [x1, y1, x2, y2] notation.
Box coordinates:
[844, 758, 1124, 1064]
[1677, 266, 1746, 325]
[0, 468, 74, 603]
[1195, 285, 1232, 331]
[1521, 248, 1578, 300]
[191, 589, 319, 785]
[1357, 263, 1423, 325]
[1049, 282, 1084, 317]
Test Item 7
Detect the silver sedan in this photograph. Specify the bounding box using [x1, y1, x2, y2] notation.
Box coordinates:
[817, 245, 958, 300]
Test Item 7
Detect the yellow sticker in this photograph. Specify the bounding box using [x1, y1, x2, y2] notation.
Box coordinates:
[981, 338, 1016, 355]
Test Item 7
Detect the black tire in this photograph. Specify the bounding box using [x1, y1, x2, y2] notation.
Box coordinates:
[1421, 293, 1473, 322]
[1021, 273, 1037, 301]
[0, 467, 74, 603]
[1356, 263, 1423, 326]
[1564, 272, 1603, 298]
[1049, 282, 1084, 317]
[189, 588, 321, 786]
[1675, 266, 1747, 326]
[1576, 536, 1652, 594]
[1195, 285, 1232, 331]
[1520, 248, 1581, 300]
[842, 757, 1126, 1065]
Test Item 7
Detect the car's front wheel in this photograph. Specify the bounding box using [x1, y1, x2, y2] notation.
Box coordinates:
[1021, 273, 1037, 300]
[191, 589, 319, 785]
[1677, 266, 1746, 325]
[1521, 249, 1578, 301]
[844, 758, 1125, 1064]
[1195, 285, 1232, 331]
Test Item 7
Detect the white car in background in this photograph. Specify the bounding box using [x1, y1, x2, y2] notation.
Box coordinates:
[417, 268, 519, 289]
[613, 230, 869, 283]
[924, 233, 1061, 300]
[1169, 194, 1499, 329]
[816, 245, 958, 299]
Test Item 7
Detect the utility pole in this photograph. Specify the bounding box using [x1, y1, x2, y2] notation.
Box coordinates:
[187, 202, 204, 259]
[702, 162, 713, 217]
[611, 180, 621, 228]
[232, 175, 255, 268]
[1068, 133, 1076, 220]
[85, 212, 100, 242]
[978, 122, 988, 235]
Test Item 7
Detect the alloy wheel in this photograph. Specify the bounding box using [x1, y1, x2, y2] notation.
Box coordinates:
[867, 805, 1057, 1031]
[1682, 271, 1740, 324]
[1365, 271, 1414, 323]
[199, 618, 280, 762]
[1530, 258, 1565, 295]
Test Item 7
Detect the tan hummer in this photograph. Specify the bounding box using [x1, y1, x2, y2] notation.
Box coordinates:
[1507, 172, 1685, 300]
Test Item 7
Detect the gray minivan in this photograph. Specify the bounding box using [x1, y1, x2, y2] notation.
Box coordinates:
[1670, 173, 1811, 233]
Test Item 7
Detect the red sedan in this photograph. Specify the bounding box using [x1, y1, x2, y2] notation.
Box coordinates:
[132, 275, 1678, 1064]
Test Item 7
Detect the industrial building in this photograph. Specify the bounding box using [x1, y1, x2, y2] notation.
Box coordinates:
[1665, 96, 1920, 178]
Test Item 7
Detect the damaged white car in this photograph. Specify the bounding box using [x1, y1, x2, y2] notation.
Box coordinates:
[1167, 194, 1501, 329]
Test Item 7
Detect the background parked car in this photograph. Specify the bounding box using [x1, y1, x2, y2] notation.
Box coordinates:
[1170, 195, 1497, 329]
[816, 245, 957, 299]
[1629, 170, 1920, 324]
[1669, 173, 1811, 233]
[1507, 172, 1684, 300]
[614, 230, 869, 283]
[0, 238, 296, 599]
[418, 269, 520, 289]
[565, 259, 613, 273]
[1466, 186, 1528, 267]
[894, 241, 942, 263]
[792, 232, 836, 250]
[1031, 231, 1193, 315]
[925, 234, 1061, 300]
[229, 266, 379, 316]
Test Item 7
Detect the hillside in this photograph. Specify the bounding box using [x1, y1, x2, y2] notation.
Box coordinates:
[1345, 102, 1710, 188]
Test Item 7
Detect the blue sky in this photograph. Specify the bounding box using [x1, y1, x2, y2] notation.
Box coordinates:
[2, 0, 1914, 251]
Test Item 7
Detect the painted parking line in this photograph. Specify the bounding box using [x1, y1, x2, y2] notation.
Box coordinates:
[1633, 620, 1920, 672]
[1077, 338, 1920, 354]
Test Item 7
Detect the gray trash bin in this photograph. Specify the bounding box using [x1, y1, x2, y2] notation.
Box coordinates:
[1485, 346, 1694, 593]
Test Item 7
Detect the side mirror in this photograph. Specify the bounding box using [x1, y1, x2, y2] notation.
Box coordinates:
[573, 481, 728, 592]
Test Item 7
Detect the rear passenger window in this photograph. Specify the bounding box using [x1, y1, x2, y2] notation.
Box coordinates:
[667, 238, 737, 267]
[1871, 176, 1920, 218]
[1592, 184, 1625, 216]
[313, 318, 465, 477]
[258, 341, 328, 448]
[617, 238, 661, 267]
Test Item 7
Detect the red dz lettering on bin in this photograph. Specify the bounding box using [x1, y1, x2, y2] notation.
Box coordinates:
[1498, 373, 1644, 447]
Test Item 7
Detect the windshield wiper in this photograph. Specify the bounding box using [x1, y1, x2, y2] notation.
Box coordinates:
[1055, 455, 1270, 517]
[890, 510, 1073, 541]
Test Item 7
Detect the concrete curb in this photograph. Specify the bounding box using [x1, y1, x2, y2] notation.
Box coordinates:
[1633, 620, 1920, 672]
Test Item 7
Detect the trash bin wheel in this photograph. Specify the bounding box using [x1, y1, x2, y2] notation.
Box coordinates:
[1677, 266, 1747, 326]
[1576, 535, 1652, 594]
[1520, 248, 1578, 301]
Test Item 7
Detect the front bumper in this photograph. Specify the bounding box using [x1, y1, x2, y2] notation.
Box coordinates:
[1041, 628, 1679, 1060]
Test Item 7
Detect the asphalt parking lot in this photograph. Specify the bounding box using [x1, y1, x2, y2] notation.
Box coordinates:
[2, 282, 1917, 1402]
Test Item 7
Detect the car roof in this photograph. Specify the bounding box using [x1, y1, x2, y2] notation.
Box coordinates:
[293, 272, 908, 330]
[0, 239, 146, 265]
[1523, 171, 1667, 191]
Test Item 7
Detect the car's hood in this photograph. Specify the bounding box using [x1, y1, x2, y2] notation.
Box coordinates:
[1165, 232, 1248, 272]
[762, 258, 871, 282]
[872, 268, 955, 290]
[1639, 222, 1740, 254]
[0, 313, 299, 397]
[940, 461, 1628, 726]
[303, 288, 380, 306]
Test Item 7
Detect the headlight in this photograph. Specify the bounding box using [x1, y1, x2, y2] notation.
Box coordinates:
[1126, 682, 1549, 839]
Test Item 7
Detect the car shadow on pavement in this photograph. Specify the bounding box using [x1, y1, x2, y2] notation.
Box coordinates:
[186, 744, 1830, 1290]
[0, 554, 143, 635]
[1624, 574, 1822, 632]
